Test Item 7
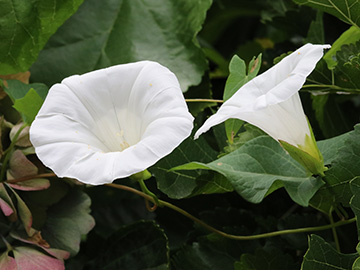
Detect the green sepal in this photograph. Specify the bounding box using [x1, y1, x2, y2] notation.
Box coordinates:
[129, 170, 152, 181]
[279, 117, 327, 177]
[279, 140, 327, 177]
[302, 118, 325, 163]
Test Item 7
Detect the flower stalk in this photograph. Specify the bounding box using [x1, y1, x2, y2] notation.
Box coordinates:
[4, 172, 356, 241]
[137, 178, 160, 207]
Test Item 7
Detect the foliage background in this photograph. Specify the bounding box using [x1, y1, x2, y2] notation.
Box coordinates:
[0, 0, 360, 269]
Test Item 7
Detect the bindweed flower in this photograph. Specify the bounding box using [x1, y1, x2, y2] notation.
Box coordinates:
[30, 61, 194, 185]
[195, 44, 331, 176]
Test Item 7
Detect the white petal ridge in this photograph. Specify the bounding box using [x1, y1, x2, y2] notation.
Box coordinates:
[30, 61, 194, 185]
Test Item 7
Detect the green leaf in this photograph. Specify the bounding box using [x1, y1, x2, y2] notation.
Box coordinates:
[87, 184, 155, 239]
[172, 136, 323, 206]
[354, 258, 360, 270]
[317, 131, 350, 165]
[306, 56, 332, 88]
[172, 242, 235, 270]
[189, 172, 234, 197]
[0, 95, 21, 124]
[278, 213, 331, 251]
[223, 124, 265, 154]
[223, 54, 262, 101]
[293, 0, 360, 28]
[304, 11, 324, 44]
[301, 234, 358, 270]
[309, 188, 335, 215]
[324, 26, 360, 69]
[306, 42, 360, 98]
[10, 231, 70, 260]
[225, 119, 244, 145]
[0, 183, 16, 218]
[3, 80, 48, 124]
[42, 189, 95, 256]
[9, 123, 31, 147]
[8, 150, 37, 179]
[6, 184, 33, 235]
[0, 197, 14, 217]
[0, 0, 84, 74]
[321, 125, 360, 207]
[312, 94, 353, 138]
[151, 136, 233, 199]
[13, 246, 65, 270]
[355, 244, 360, 269]
[3, 80, 48, 101]
[212, 122, 229, 152]
[0, 251, 16, 269]
[86, 221, 169, 270]
[30, 0, 212, 92]
[311, 125, 360, 213]
[234, 246, 297, 270]
[13, 89, 43, 124]
[261, 0, 298, 22]
[200, 1, 265, 45]
[222, 54, 261, 142]
[8, 179, 50, 192]
[0, 116, 6, 158]
[350, 177, 360, 239]
[334, 41, 360, 90]
[20, 178, 69, 230]
[202, 47, 229, 77]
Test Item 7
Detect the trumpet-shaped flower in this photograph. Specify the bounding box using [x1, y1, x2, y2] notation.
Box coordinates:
[30, 61, 194, 185]
[195, 43, 330, 175]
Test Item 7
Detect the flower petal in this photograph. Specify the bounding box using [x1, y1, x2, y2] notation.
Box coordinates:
[213, 93, 310, 147]
[30, 61, 193, 185]
[195, 43, 330, 144]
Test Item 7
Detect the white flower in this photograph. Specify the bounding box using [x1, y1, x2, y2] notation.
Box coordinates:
[195, 44, 330, 174]
[30, 61, 194, 185]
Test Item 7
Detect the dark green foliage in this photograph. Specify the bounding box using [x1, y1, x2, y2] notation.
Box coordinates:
[302, 235, 358, 269]
[1, 0, 360, 269]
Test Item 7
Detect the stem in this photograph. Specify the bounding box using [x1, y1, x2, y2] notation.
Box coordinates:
[329, 212, 341, 252]
[185, 99, 224, 103]
[138, 178, 160, 206]
[105, 183, 356, 241]
[3, 120, 14, 129]
[302, 84, 339, 89]
[0, 123, 27, 182]
[301, 84, 360, 94]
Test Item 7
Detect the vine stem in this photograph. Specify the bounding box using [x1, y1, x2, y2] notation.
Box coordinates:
[105, 183, 356, 241]
[8, 173, 356, 241]
[138, 178, 160, 206]
[329, 211, 341, 252]
[301, 84, 360, 94]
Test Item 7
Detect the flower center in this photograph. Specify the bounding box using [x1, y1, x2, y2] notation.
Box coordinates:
[94, 109, 142, 153]
[115, 130, 130, 151]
